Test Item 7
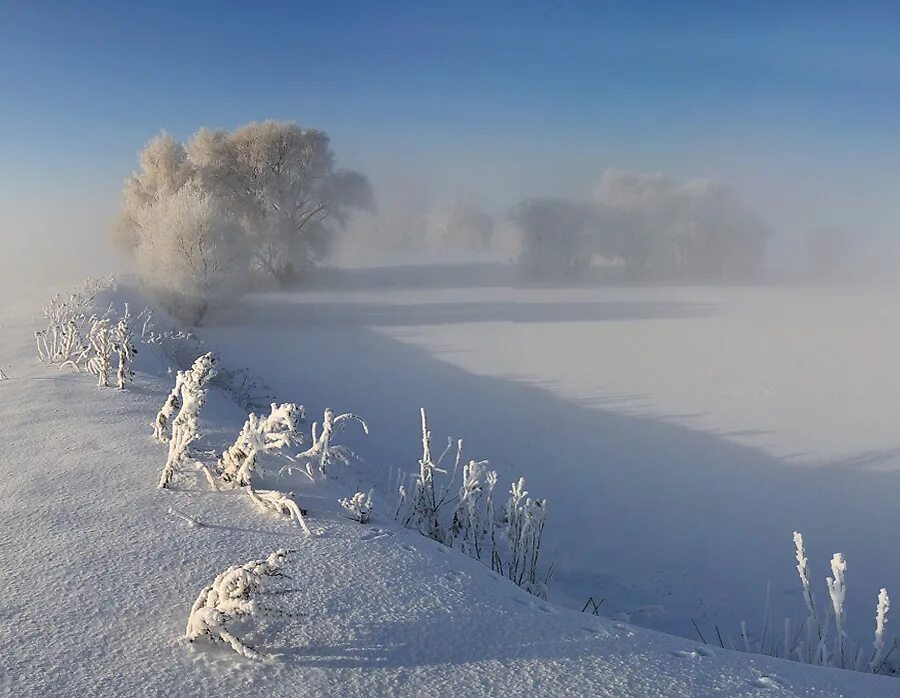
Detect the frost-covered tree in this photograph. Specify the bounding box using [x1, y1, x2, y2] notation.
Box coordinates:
[592, 169, 767, 281]
[339, 490, 373, 524]
[185, 549, 294, 660]
[135, 184, 250, 324]
[187, 120, 374, 283]
[510, 198, 594, 278]
[219, 402, 304, 487]
[158, 353, 218, 489]
[115, 132, 194, 253]
[423, 202, 493, 254]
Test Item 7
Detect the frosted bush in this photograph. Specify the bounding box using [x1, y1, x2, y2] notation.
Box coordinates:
[281, 408, 368, 481]
[158, 353, 219, 489]
[154, 372, 185, 442]
[142, 316, 275, 412]
[112, 307, 138, 389]
[185, 549, 294, 660]
[220, 402, 304, 488]
[35, 287, 95, 364]
[339, 490, 373, 523]
[719, 532, 895, 676]
[394, 408, 550, 597]
[871, 588, 891, 673]
[86, 318, 115, 388]
[503, 477, 548, 598]
[397, 408, 461, 543]
[450, 459, 497, 562]
[246, 487, 311, 534]
[827, 552, 848, 668]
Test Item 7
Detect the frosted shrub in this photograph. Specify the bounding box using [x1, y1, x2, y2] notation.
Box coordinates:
[393, 408, 550, 597]
[35, 287, 95, 364]
[397, 408, 461, 543]
[721, 532, 895, 676]
[220, 402, 304, 487]
[86, 318, 115, 388]
[871, 588, 891, 673]
[503, 477, 549, 598]
[827, 553, 848, 668]
[282, 408, 368, 481]
[112, 307, 137, 389]
[185, 549, 294, 660]
[142, 319, 275, 412]
[339, 490, 373, 523]
[246, 487, 311, 534]
[154, 372, 185, 442]
[158, 353, 218, 489]
[450, 459, 497, 562]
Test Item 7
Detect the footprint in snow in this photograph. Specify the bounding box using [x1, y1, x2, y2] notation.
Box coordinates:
[750, 676, 782, 689]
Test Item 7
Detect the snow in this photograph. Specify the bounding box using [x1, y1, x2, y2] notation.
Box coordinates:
[199, 275, 900, 644]
[1, 279, 898, 696]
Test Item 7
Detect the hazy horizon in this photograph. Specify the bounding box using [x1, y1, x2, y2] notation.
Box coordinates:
[4, 2, 900, 286]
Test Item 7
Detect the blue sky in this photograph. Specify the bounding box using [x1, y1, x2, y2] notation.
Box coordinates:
[3, 1, 900, 274]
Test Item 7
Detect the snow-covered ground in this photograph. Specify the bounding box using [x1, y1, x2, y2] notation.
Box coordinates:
[201, 271, 900, 646]
[2, 278, 899, 696]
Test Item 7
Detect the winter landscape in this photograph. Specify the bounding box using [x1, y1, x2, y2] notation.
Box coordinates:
[4, 3, 900, 697]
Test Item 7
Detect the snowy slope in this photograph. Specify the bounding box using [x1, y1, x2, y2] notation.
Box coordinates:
[1, 284, 897, 697]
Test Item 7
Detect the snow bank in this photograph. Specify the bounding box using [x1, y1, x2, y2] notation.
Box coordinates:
[0, 284, 896, 696]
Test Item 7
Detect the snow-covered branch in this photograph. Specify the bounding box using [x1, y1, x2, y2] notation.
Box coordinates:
[220, 402, 304, 488]
[281, 408, 368, 481]
[246, 487, 311, 534]
[339, 490, 373, 523]
[185, 549, 294, 659]
[158, 353, 218, 489]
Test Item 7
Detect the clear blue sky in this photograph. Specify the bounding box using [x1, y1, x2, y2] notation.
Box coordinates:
[3, 1, 900, 276]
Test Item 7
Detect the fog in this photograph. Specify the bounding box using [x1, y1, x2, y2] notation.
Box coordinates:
[4, 139, 900, 297]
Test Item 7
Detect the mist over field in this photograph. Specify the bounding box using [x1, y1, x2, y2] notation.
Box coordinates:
[5, 3, 900, 695]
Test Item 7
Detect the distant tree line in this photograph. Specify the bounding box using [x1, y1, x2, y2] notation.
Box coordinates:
[510, 169, 768, 282]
